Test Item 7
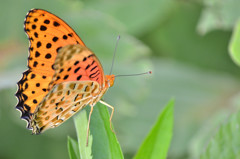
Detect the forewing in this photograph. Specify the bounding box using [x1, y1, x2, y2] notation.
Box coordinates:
[49, 44, 105, 88]
[16, 9, 85, 127]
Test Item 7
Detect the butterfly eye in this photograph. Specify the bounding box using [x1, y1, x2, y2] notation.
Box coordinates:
[107, 80, 110, 87]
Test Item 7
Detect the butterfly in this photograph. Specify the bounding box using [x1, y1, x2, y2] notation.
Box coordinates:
[15, 9, 116, 141]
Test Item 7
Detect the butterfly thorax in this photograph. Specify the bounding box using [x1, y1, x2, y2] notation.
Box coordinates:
[89, 75, 115, 106]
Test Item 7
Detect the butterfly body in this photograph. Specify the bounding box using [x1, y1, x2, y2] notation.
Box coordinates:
[16, 9, 115, 134]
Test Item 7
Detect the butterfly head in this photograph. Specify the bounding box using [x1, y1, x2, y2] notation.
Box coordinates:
[105, 75, 115, 88]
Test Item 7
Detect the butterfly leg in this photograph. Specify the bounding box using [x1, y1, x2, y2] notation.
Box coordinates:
[99, 100, 115, 133]
[86, 105, 94, 146]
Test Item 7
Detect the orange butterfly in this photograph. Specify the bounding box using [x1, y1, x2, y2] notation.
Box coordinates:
[16, 9, 115, 141]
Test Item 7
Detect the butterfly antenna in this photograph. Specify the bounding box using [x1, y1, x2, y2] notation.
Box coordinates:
[109, 35, 120, 75]
[115, 71, 152, 77]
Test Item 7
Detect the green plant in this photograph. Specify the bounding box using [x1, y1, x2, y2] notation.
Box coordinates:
[68, 100, 174, 159]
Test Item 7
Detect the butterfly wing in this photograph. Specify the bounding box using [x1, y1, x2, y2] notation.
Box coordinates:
[31, 80, 100, 134]
[50, 44, 105, 87]
[30, 44, 106, 133]
[16, 9, 85, 128]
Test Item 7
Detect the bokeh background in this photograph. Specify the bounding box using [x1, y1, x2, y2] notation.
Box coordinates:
[1, 0, 240, 159]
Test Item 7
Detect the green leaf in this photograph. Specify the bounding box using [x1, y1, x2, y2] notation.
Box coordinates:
[189, 94, 240, 159]
[74, 109, 93, 159]
[229, 20, 240, 66]
[197, 0, 240, 35]
[74, 103, 124, 159]
[68, 136, 80, 159]
[200, 110, 240, 159]
[134, 99, 174, 159]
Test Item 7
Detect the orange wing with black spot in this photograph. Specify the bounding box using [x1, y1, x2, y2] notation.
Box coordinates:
[50, 44, 105, 87]
[30, 44, 106, 133]
[16, 9, 86, 128]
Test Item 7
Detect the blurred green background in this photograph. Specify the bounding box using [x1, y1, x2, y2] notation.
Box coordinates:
[1, 0, 240, 159]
